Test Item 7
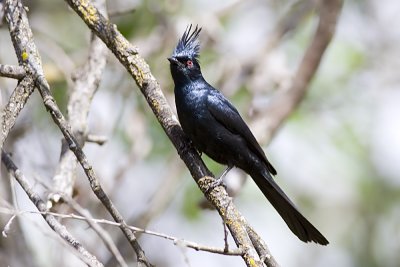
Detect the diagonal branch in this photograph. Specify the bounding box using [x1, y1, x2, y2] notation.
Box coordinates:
[245, 224, 279, 267]
[1, 75, 34, 149]
[48, 0, 109, 207]
[64, 0, 266, 266]
[4, 1, 151, 266]
[1, 150, 103, 267]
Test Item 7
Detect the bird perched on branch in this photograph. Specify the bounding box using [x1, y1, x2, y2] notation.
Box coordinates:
[168, 25, 328, 245]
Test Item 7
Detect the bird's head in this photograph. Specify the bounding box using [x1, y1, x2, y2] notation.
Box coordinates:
[168, 25, 202, 84]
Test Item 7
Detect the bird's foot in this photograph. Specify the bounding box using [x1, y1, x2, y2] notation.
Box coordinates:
[206, 177, 226, 193]
[209, 176, 226, 190]
[206, 166, 233, 193]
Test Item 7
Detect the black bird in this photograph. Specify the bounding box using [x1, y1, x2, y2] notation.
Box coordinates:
[168, 25, 328, 245]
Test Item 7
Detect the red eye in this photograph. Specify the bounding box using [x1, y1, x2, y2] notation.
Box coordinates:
[186, 60, 193, 68]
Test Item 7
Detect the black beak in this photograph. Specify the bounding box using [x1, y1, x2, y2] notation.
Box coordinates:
[168, 57, 178, 65]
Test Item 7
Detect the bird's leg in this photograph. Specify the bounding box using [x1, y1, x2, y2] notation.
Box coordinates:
[207, 165, 233, 192]
[219, 165, 233, 181]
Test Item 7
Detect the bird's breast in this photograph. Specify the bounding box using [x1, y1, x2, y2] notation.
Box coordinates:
[175, 87, 210, 148]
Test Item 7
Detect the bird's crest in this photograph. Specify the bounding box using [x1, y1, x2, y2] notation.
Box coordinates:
[172, 24, 202, 60]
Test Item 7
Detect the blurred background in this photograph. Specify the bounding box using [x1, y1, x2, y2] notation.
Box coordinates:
[1, 0, 400, 266]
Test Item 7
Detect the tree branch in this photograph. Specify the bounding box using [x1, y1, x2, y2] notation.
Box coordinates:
[0, 64, 26, 79]
[4, 1, 151, 266]
[245, 224, 279, 267]
[64, 0, 266, 266]
[1, 75, 34, 149]
[48, 0, 108, 208]
[1, 150, 103, 267]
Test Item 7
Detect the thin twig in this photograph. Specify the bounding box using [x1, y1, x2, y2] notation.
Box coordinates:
[64, 0, 264, 266]
[2, 213, 17, 237]
[0, 64, 26, 79]
[65, 197, 129, 267]
[4, 174, 127, 267]
[1, 150, 103, 267]
[4, 1, 150, 265]
[0, 207, 244, 256]
[105, 156, 184, 267]
[86, 134, 108, 145]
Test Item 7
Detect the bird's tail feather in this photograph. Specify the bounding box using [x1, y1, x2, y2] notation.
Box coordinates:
[250, 169, 329, 245]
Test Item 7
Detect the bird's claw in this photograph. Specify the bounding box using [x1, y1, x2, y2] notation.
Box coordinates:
[206, 177, 226, 193]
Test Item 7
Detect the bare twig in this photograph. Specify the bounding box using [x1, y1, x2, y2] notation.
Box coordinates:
[64, 0, 264, 266]
[4, 1, 150, 265]
[0, 64, 26, 79]
[1, 75, 34, 149]
[2, 213, 17, 237]
[86, 134, 108, 145]
[48, 0, 108, 208]
[65, 197, 129, 267]
[108, 6, 136, 17]
[0, 206, 243, 256]
[106, 156, 183, 267]
[6, 174, 127, 267]
[1, 150, 103, 267]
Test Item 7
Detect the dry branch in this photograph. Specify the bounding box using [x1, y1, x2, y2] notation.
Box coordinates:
[1, 150, 103, 267]
[0, 64, 26, 79]
[48, 0, 108, 207]
[0, 76, 34, 149]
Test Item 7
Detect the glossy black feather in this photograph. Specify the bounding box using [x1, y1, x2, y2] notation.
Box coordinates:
[206, 92, 277, 175]
[169, 25, 328, 245]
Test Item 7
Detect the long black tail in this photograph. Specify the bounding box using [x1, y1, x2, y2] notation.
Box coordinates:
[250, 169, 329, 245]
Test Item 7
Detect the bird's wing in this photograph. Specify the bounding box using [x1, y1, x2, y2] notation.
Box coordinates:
[206, 92, 277, 175]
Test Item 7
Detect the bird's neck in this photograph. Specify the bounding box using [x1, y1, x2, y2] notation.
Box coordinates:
[174, 75, 208, 97]
[172, 72, 204, 88]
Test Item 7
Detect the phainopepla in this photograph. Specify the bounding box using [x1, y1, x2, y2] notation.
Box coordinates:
[168, 25, 328, 245]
